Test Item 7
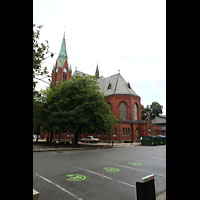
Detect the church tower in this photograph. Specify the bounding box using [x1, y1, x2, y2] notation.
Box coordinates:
[95, 63, 99, 78]
[52, 32, 72, 87]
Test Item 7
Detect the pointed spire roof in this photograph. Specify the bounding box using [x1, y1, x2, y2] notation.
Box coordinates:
[58, 32, 68, 59]
[95, 63, 99, 78]
[56, 32, 68, 68]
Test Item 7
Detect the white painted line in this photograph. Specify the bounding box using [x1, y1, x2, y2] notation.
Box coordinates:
[79, 168, 136, 188]
[79, 168, 112, 180]
[111, 163, 166, 178]
[117, 180, 135, 188]
[35, 173, 83, 200]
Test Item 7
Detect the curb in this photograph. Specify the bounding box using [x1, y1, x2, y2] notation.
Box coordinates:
[33, 143, 141, 152]
[33, 146, 113, 152]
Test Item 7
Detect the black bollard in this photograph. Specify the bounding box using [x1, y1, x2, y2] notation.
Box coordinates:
[112, 141, 114, 146]
[136, 174, 156, 200]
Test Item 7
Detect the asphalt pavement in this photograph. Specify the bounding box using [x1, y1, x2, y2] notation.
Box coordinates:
[33, 141, 166, 200]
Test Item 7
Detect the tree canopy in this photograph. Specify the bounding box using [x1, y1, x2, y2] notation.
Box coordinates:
[33, 24, 54, 95]
[141, 102, 163, 120]
[42, 75, 118, 144]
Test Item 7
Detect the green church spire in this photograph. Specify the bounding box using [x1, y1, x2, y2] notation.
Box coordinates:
[57, 32, 68, 68]
[58, 32, 68, 59]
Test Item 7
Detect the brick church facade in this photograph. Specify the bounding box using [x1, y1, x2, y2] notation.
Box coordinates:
[41, 33, 161, 142]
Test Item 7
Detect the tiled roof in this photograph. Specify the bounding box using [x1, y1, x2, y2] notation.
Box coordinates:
[97, 73, 140, 97]
[72, 70, 140, 98]
[151, 116, 166, 124]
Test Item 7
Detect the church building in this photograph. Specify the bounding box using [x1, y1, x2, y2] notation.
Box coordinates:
[41, 33, 161, 142]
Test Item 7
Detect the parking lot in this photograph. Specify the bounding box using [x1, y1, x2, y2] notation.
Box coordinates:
[33, 145, 166, 200]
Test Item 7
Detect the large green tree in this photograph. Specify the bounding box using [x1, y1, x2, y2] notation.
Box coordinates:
[43, 75, 118, 144]
[149, 102, 163, 119]
[141, 102, 163, 120]
[33, 24, 54, 139]
[33, 91, 48, 142]
[33, 24, 54, 95]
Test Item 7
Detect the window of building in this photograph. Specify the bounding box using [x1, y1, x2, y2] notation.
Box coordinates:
[125, 128, 127, 136]
[56, 68, 58, 73]
[107, 83, 112, 89]
[113, 128, 117, 137]
[134, 103, 138, 120]
[120, 102, 127, 120]
[128, 128, 130, 136]
[63, 72, 67, 81]
[67, 131, 70, 136]
[122, 128, 124, 136]
[63, 68, 67, 72]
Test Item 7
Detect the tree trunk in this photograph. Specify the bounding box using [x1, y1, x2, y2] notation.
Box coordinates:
[36, 126, 40, 143]
[58, 133, 61, 143]
[74, 132, 79, 145]
[46, 132, 49, 143]
[50, 131, 54, 143]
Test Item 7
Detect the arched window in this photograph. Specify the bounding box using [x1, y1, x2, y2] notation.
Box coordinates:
[63, 72, 67, 81]
[63, 68, 67, 72]
[56, 68, 58, 73]
[134, 103, 138, 120]
[120, 102, 127, 120]
[113, 128, 117, 136]
[122, 128, 125, 136]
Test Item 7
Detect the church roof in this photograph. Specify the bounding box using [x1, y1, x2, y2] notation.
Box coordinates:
[56, 32, 68, 69]
[72, 69, 140, 98]
[97, 73, 140, 98]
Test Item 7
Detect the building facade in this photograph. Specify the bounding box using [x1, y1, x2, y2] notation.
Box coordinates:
[152, 115, 166, 136]
[41, 33, 161, 142]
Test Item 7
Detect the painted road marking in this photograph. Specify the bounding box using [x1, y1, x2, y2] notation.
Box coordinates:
[128, 162, 142, 166]
[104, 167, 120, 172]
[35, 173, 83, 200]
[65, 174, 86, 181]
[79, 168, 136, 188]
[111, 163, 166, 178]
[79, 168, 112, 180]
[117, 180, 135, 188]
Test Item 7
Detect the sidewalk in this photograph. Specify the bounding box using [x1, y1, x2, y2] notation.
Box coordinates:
[156, 190, 166, 200]
[33, 140, 141, 152]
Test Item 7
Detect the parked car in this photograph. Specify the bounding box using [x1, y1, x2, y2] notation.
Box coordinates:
[33, 134, 40, 140]
[81, 136, 100, 143]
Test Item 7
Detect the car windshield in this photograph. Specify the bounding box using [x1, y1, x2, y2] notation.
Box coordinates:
[86, 136, 92, 139]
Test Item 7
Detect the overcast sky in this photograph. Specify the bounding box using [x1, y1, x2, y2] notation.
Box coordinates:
[33, 0, 166, 115]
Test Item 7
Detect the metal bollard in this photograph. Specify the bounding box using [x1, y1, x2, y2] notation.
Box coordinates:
[136, 174, 156, 200]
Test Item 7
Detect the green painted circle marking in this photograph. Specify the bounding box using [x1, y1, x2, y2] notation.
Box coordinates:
[104, 167, 120, 172]
[128, 162, 142, 166]
[65, 174, 86, 181]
